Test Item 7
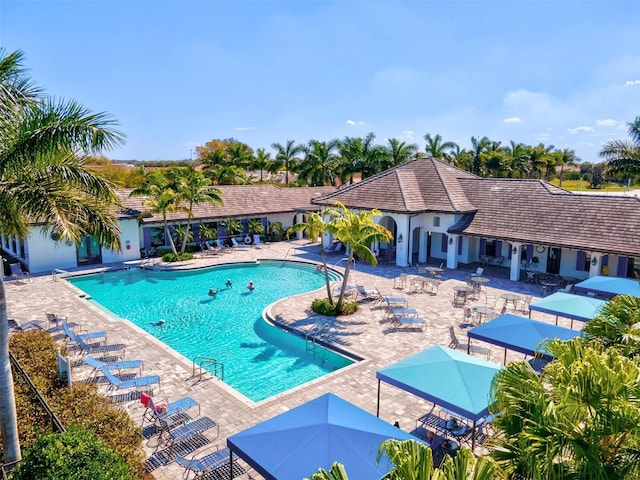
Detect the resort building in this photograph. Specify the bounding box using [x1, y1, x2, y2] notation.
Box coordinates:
[4, 157, 640, 281]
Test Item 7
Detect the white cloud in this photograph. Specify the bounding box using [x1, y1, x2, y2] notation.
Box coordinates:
[346, 120, 365, 126]
[596, 118, 620, 127]
[503, 117, 521, 123]
[568, 126, 595, 134]
[233, 126, 256, 131]
[503, 89, 552, 112]
[625, 80, 640, 86]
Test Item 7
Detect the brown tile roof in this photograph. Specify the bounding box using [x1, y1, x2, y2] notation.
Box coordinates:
[452, 178, 640, 257]
[312, 157, 478, 213]
[118, 185, 335, 223]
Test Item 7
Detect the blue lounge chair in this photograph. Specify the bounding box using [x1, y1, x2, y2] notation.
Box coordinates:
[140, 391, 200, 427]
[101, 367, 160, 393]
[176, 446, 237, 480]
[160, 416, 219, 455]
[231, 237, 251, 249]
[83, 355, 143, 378]
[61, 320, 107, 345]
[72, 335, 126, 359]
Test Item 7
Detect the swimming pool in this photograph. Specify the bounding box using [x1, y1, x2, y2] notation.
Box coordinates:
[68, 261, 355, 402]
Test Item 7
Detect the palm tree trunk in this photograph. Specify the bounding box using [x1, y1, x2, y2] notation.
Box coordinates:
[319, 240, 333, 304]
[335, 251, 354, 312]
[164, 223, 177, 255]
[0, 277, 21, 462]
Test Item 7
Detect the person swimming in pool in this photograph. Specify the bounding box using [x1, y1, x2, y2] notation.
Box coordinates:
[226, 279, 232, 288]
[149, 319, 165, 327]
[208, 288, 218, 296]
[247, 281, 255, 291]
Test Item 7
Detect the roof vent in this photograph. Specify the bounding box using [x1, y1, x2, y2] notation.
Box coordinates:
[491, 186, 502, 191]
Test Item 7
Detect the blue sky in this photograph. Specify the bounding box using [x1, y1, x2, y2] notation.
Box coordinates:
[2, 1, 639, 163]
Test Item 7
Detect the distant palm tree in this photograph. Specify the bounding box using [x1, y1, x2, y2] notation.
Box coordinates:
[0, 49, 124, 462]
[600, 116, 640, 176]
[271, 140, 304, 186]
[505, 141, 529, 178]
[470, 136, 490, 175]
[299, 139, 340, 186]
[424, 133, 458, 162]
[252, 148, 272, 183]
[166, 166, 223, 253]
[556, 148, 579, 187]
[384, 138, 418, 169]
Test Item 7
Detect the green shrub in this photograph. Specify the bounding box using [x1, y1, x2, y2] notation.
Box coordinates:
[311, 298, 358, 316]
[161, 252, 194, 262]
[10, 425, 135, 480]
[8, 331, 146, 478]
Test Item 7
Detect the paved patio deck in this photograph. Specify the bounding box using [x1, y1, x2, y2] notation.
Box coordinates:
[5, 240, 573, 479]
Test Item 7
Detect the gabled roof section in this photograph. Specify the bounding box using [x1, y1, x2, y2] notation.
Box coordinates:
[119, 185, 335, 223]
[452, 178, 640, 257]
[312, 157, 479, 213]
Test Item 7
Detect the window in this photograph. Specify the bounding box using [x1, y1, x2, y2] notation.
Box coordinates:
[433, 217, 440, 227]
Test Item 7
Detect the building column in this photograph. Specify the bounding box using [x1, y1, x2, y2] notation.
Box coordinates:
[295, 213, 305, 240]
[509, 242, 522, 281]
[418, 228, 427, 264]
[395, 216, 409, 267]
[446, 235, 458, 269]
[589, 252, 600, 278]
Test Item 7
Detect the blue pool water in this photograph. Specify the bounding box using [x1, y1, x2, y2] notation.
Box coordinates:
[68, 261, 354, 402]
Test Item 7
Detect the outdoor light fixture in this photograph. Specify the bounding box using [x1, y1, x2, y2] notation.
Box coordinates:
[398, 234, 403, 243]
[512, 246, 517, 254]
[591, 256, 598, 266]
[448, 237, 453, 245]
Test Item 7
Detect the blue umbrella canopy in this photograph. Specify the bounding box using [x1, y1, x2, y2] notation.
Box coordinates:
[574, 275, 640, 298]
[376, 345, 502, 422]
[227, 393, 418, 480]
[467, 313, 581, 358]
[529, 291, 607, 323]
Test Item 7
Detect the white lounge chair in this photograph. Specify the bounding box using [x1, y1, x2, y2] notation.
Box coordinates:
[231, 237, 252, 249]
[253, 234, 265, 248]
[9, 263, 29, 282]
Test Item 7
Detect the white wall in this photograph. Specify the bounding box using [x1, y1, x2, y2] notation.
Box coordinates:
[26, 228, 78, 274]
[101, 218, 140, 264]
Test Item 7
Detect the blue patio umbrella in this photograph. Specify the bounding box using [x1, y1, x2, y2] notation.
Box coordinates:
[529, 291, 607, 327]
[574, 275, 640, 299]
[467, 313, 581, 364]
[227, 393, 419, 480]
[376, 345, 501, 449]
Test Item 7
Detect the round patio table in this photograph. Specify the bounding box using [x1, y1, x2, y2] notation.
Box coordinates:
[500, 293, 521, 311]
[472, 305, 494, 324]
[469, 276, 490, 285]
[425, 266, 444, 278]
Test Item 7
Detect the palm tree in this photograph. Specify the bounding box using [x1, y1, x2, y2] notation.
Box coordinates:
[583, 294, 640, 357]
[337, 133, 384, 183]
[600, 116, 640, 176]
[130, 171, 181, 255]
[271, 140, 304, 186]
[383, 138, 418, 169]
[505, 141, 529, 178]
[288, 212, 334, 302]
[325, 203, 392, 312]
[0, 49, 125, 463]
[490, 338, 640, 479]
[252, 148, 272, 183]
[556, 148, 580, 187]
[470, 136, 490, 176]
[298, 139, 339, 186]
[166, 166, 223, 253]
[221, 217, 242, 239]
[424, 133, 459, 162]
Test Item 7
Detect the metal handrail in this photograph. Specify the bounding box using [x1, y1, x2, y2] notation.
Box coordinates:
[192, 355, 224, 381]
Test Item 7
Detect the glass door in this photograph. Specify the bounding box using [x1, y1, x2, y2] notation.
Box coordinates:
[77, 235, 102, 265]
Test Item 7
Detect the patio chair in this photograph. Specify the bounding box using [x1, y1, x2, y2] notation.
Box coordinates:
[82, 355, 143, 379]
[253, 234, 265, 248]
[61, 320, 107, 345]
[394, 273, 407, 289]
[215, 239, 229, 251]
[202, 241, 221, 256]
[390, 310, 425, 332]
[100, 366, 160, 394]
[356, 285, 379, 302]
[176, 445, 240, 480]
[140, 391, 200, 428]
[519, 295, 532, 314]
[231, 237, 251, 249]
[71, 335, 127, 359]
[9, 263, 29, 282]
[159, 416, 219, 455]
[448, 326, 491, 360]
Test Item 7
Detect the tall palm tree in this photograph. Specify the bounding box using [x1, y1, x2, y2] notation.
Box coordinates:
[384, 138, 418, 169]
[298, 139, 339, 186]
[324, 203, 392, 312]
[252, 148, 272, 183]
[0, 49, 124, 463]
[470, 136, 490, 176]
[166, 166, 223, 253]
[271, 140, 304, 186]
[288, 212, 334, 302]
[600, 116, 640, 176]
[491, 338, 640, 479]
[337, 133, 384, 183]
[556, 148, 579, 187]
[505, 141, 529, 178]
[130, 171, 181, 254]
[424, 133, 459, 163]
